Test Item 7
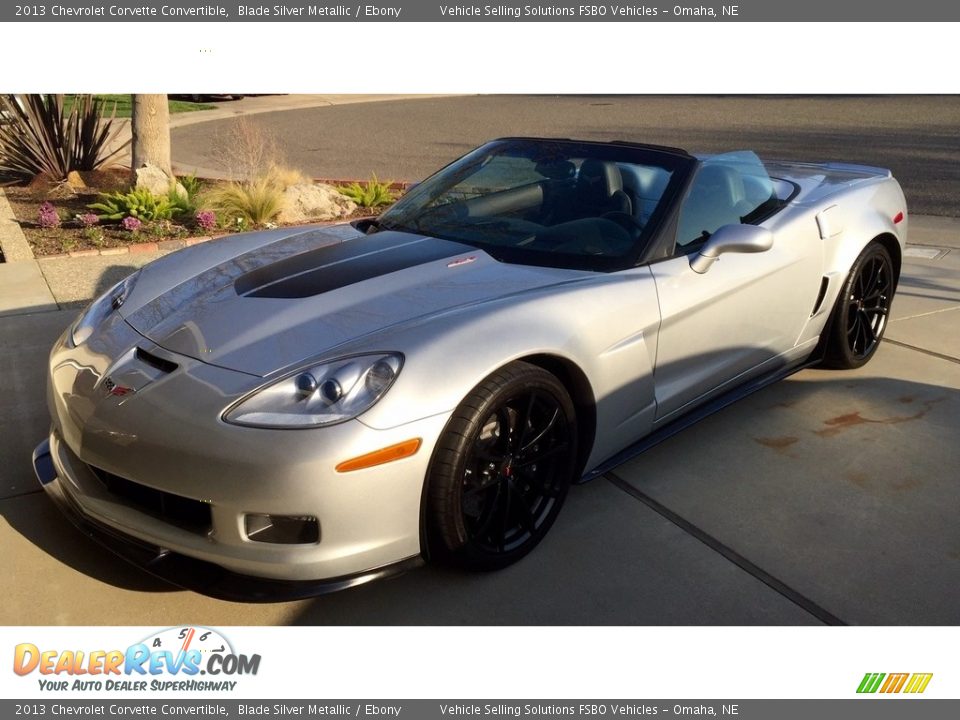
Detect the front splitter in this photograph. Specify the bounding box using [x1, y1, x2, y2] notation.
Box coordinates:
[32, 438, 423, 603]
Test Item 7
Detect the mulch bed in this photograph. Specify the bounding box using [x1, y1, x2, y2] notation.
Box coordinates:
[4, 169, 385, 258]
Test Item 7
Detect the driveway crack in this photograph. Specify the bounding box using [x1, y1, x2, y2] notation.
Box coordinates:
[604, 470, 846, 626]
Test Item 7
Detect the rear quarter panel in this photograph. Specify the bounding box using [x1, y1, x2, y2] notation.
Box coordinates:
[770, 173, 908, 347]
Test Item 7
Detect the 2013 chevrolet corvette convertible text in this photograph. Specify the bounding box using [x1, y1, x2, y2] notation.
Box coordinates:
[33, 138, 907, 600]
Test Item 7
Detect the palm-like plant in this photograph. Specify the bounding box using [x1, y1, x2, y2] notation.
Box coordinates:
[0, 94, 127, 181]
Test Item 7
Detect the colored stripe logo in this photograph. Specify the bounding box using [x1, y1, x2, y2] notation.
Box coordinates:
[857, 672, 933, 694]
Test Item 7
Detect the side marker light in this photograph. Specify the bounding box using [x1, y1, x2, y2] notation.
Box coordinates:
[335, 438, 422, 473]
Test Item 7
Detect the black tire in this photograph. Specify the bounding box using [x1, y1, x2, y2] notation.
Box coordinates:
[427, 361, 578, 570]
[822, 242, 895, 369]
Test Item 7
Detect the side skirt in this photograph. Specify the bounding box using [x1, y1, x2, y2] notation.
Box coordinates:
[577, 354, 820, 484]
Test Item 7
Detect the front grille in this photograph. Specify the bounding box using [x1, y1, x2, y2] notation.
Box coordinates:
[89, 466, 212, 534]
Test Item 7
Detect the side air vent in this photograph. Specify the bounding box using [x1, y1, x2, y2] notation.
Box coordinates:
[135, 347, 178, 374]
[811, 277, 830, 316]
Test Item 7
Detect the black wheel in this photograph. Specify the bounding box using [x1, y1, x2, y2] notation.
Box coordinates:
[822, 242, 895, 369]
[427, 362, 577, 570]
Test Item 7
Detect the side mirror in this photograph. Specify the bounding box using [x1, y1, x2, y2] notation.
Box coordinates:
[689, 224, 774, 274]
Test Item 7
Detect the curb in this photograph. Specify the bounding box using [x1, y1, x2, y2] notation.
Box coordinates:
[0, 188, 35, 262]
[42, 235, 215, 261]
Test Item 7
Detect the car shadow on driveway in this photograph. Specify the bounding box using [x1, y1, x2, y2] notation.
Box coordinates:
[1, 492, 176, 594]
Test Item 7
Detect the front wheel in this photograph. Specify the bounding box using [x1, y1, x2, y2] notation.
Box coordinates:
[427, 362, 578, 570]
[822, 242, 895, 369]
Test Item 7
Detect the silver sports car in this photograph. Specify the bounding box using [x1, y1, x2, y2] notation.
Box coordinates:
[33, 138, 907, 599]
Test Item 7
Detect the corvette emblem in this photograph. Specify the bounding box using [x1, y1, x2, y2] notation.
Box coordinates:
[103, 377, 134, 397]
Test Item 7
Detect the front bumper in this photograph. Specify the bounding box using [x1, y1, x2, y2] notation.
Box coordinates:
[39, 318, 451, 596]
[33, 437, 424, 601]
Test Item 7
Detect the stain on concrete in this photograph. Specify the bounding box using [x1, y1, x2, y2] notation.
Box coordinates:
[846, 471, 871, 489]
[893, 477, 923, 492]
[755, 436, 799, 454]
[815, 398, 945, 437]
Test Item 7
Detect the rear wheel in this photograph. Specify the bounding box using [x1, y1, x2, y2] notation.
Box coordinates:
[427, 362, 577, 570]
[822, 242, 895, 369]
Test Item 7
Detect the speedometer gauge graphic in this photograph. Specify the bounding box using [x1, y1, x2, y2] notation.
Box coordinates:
[138, 626, 234, 658]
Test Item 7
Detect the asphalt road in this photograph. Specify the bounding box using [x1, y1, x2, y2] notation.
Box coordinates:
[172, 95, 960, 216]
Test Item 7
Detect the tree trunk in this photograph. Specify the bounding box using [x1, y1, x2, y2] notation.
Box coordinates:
[130, 94, 171, 182]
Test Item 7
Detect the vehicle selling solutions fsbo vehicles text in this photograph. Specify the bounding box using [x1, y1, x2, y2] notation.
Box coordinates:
[437, 6, 740, 17]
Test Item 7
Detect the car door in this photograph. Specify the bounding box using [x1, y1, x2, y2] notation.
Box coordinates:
[650, 159, 821, 422]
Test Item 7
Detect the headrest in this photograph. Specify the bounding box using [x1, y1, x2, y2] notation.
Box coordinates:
[577, 159, 624, 200]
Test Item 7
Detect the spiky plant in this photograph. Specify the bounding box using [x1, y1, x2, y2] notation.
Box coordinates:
[337, 174, 398, 207]
[88, 187, 177, 222]
[0, 94, 127, 181]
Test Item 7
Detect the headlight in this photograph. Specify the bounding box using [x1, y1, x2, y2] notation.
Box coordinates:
[71, 272, 139, 346]
[223, 353, 403, 428]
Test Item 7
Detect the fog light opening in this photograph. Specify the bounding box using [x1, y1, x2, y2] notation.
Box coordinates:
[244, 514, 319, 544]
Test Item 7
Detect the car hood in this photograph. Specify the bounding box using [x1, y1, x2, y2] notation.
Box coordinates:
[122, 226, 584, 376]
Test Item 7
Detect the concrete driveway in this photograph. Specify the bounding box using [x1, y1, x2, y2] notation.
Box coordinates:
[2, 218, 957, 626]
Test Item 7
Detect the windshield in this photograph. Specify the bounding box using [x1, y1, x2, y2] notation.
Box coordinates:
[676, 151, 787, 248]
[375, 139, 693, 271]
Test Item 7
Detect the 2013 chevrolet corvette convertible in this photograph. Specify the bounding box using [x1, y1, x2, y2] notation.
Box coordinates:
[33, 138, 907, 599]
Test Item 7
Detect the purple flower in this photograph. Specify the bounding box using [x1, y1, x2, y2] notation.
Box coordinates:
[195, 210, 217, 231]
[38, 202, 60, 229]
[78, 213, 99, 228]
[121, 216, 142, 232]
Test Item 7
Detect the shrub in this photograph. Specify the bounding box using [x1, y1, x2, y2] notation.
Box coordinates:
[146, 220, 186, 239]
[338, 174, 397, 208]
[195, 210, 217, 231]
[77, 213, 99, 228]
[263, 165, 310, 190]
[166, 184, 198, 217]
[88, 187, 177, 222]
[82, 227, 105, 245]
[210, 118, 284, 180]
[121, 216, 142, 232]
[38, 202, 61, 229]
[205, 178, 284, 226]
[0, 94, 126, 181]
[177, 173, 203, 200]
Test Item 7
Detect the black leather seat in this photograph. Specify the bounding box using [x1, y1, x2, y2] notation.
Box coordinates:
[575, 159, 632, 217]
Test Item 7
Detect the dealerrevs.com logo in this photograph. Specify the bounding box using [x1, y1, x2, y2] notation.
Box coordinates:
[13, 627, 260, 692]
[857, 673, 933, 694]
